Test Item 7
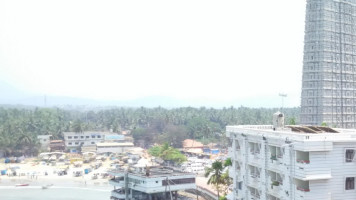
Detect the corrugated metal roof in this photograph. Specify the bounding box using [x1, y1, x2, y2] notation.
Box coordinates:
[286, 125, 339, 134]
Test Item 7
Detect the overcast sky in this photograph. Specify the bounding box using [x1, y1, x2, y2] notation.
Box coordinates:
[0, 0, 306, 107]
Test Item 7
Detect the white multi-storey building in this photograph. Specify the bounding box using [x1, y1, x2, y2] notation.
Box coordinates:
[227, 113, 356, 200]
[63, 132, 126, 153]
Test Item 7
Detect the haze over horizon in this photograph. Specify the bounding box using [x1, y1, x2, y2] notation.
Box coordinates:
[0, 0, 306, 108]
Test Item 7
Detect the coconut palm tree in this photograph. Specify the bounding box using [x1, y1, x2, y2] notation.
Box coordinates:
[204, 161, 224, 198]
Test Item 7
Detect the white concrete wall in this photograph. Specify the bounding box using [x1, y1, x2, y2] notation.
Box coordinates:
[227, 129, 356, 200]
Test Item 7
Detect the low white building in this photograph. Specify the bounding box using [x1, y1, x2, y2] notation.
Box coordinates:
[227, 113, 356, 200]
[108, 166, 196, 200]
[96, 142, 134, 154]
[37, 135, 52, 151]
[63, 132, 126, 153]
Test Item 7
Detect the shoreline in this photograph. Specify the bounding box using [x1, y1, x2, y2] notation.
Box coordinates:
[0, 175, 111, 188]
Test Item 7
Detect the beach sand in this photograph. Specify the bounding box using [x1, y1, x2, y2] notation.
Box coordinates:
[0, 158, 112, 188]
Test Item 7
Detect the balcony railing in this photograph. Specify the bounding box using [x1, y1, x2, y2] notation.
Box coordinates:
[271, 180, 283, 187]
[297, 160, 310, 164]
[297, 186, 310, 192]
[250, 150, 260, 154]
[251, 173, 260, 179]
[250, 193, 260, 199]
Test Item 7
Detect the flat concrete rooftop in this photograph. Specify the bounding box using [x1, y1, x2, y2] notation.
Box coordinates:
[108, 167, 195, 178]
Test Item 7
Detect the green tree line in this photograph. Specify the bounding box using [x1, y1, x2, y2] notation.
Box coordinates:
[0, 106, 299, 156]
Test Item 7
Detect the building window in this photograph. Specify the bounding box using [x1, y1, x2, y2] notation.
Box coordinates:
[92, 136, 95, 138]
[91, 142, 95, 144]
[81, 142, 84, 145]
[346, 177, 355, 190]
[68, 142, 72, 145]
[75, 142, 79, 145]
[74, 136, 78, 139]
[238, 181, 243, 190]
[345, 149, 355, 162]
[86, 136, 89, 139]
[68, 136, 72, 139]
[81, 136, 84, 139]
[97, 135, 101, 138]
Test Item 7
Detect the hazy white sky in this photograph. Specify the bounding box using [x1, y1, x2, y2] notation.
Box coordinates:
[0, 0, 306, 107]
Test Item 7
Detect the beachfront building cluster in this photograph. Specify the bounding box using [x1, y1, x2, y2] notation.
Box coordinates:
[300, 0, 356, 128]
[37, 135, 65, 152]
[227, 113, 356, 200]
[63, 132, 133, 153]
[37, 135, 52, 150]
[108, 166, 196, 200]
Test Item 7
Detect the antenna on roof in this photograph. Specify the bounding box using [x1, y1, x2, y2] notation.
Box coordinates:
[279, 93, 287, 110]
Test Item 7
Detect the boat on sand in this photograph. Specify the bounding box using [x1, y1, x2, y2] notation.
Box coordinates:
[15, 184, 29, 187]
[42, 184, 53, 189]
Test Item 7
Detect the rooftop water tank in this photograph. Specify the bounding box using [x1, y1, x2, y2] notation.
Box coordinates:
[273, 112, 284, 129]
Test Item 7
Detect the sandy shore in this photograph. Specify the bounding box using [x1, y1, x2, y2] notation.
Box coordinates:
[0, 159, 112, 188]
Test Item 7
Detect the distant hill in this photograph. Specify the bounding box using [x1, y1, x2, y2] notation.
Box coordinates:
[0, 82, 299, 108]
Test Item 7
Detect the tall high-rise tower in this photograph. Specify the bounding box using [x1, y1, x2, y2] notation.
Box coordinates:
[300, 0, 356, 128]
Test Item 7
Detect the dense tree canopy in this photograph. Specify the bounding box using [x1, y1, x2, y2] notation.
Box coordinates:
[148, 143, 187, 164]
[0, 105, 300, 156]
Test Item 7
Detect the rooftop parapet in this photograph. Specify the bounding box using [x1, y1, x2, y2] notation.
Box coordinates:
[227, 125, 356, 142]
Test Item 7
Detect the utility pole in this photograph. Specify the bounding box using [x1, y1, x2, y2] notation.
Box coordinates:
[125, 171, 129, 200]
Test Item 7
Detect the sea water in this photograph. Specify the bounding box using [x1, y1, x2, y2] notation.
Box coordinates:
[0, 186, 111, 200]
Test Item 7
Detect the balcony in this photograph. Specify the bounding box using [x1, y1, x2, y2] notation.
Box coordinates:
[294, 165, 331, 181]
[294, 152, 331, 181]
[269, 180, 282, 195]
[251, 192, 260, 199]
[109, 178, 124, 187]
[297, 186, 310, 192]
[296, 151, 310, 164]
[228, 147, 234, 158]
[249, 187, 261, 200]
[295, 179, 310, 194]
[111, 189, 126, 199]
[249, 165, 261, 186]
[235, 140, 241, 151]
[269, 145, 283, 161]
[249, 142, 261, 160]
[268, 171, 283, 196]
[296, 159, 310, 164]
[251, 173, 260, 179]
[268, 195, 280, 200]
